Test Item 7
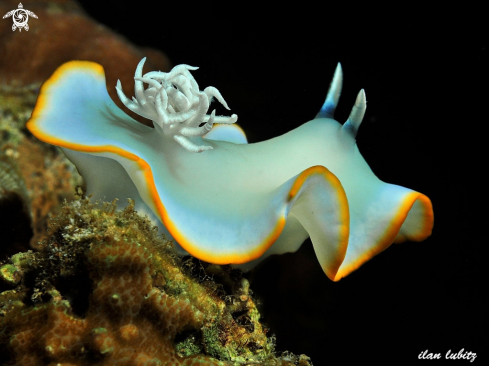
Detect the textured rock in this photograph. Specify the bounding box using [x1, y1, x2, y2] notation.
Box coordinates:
[0, 199, 312, 365]
[0, 154, 32, 256]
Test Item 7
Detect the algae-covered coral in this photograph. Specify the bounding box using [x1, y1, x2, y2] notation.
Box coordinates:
[0, 198, 311, 365]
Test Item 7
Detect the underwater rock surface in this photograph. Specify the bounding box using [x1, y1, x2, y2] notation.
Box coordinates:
[0, 198, 312, 365]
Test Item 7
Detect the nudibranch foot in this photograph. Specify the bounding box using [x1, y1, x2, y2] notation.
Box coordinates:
[26, 59, 434, 281]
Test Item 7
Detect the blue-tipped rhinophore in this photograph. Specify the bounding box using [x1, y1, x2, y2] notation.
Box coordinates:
[316, 63, 343, 118]
[342, 89, 366, 138]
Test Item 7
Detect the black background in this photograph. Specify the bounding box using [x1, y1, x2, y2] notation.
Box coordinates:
[57, 2, 489, 364]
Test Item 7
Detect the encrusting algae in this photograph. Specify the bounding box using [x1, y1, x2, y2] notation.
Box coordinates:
[0, 197, 312, 365]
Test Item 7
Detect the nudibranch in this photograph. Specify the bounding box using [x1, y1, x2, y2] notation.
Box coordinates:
[26, 58, 434, 281]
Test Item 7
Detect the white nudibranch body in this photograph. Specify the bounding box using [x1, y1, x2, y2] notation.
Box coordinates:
[26, 59, 433, 281]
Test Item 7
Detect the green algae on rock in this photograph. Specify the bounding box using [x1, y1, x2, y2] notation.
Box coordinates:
[0, 198, 312, 365]
[0, 264, 21, 287]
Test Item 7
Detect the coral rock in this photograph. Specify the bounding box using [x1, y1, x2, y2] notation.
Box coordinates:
[0, 155, 33, 256]
[0, 199, 311, 365]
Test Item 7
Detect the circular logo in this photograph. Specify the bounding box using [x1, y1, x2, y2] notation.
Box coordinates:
[2, 3, 38, 32]
[12, 9, 29, 28]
